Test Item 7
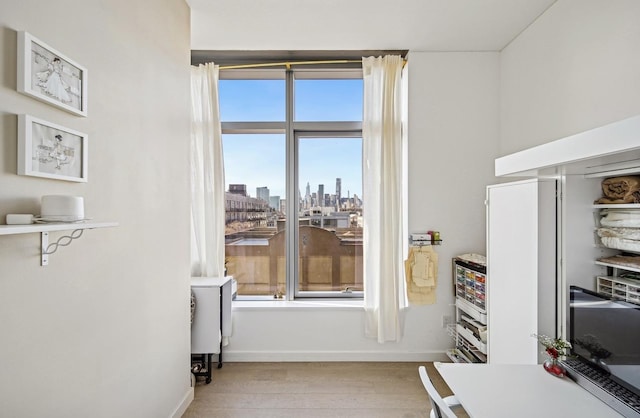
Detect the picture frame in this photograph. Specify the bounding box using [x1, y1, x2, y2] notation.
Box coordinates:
[18, 114, 88, 182]
[17, 31, 88, 117]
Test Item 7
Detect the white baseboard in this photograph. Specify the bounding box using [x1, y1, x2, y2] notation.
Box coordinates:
[170, 386, 194, 418]
[221, 350, 449, 362]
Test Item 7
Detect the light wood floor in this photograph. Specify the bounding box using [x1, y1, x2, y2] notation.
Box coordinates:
[182, 362, 467, 418]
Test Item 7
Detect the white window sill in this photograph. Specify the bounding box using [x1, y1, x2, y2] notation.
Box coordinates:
[232, 299, 364, 311]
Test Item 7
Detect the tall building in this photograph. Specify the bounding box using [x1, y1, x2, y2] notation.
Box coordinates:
[304, 182, 311, 210]
[335, 178, 342, 210]
[256, 186, 270, 203]
[269, 195, 280, 210]
[318, 184, 324, 207]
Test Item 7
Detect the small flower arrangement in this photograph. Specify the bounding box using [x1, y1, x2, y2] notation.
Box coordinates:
[532, 333, 572, 360]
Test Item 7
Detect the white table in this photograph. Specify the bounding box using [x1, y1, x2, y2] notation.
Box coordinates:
[434, 362, 624, 418]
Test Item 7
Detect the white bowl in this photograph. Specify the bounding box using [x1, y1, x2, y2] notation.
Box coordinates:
[40, 195, 84, 220]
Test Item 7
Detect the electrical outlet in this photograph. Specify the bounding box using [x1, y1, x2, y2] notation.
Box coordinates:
[441, 314, 452, 328]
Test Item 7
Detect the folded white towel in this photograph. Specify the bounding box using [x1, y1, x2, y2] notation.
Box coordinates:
[600, 210, 640, 228]
[600, 236, 640, 253]
[597, 227, 640, 240]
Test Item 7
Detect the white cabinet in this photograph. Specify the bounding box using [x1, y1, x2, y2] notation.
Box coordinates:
[191, 276, 235, 354]
[492, 114, 640, 356]
[190, 276, 236, 384]
[486, 179, 557, 364]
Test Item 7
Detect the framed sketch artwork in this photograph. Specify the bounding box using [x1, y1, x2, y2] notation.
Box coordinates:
[18, 114, 88, 182]
[17, 31, 88, 117]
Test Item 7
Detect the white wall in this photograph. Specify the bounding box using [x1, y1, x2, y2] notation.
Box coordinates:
[224, 52, 500, 361]
[500, 0, 640, 154]
[0, 1, 192, 417]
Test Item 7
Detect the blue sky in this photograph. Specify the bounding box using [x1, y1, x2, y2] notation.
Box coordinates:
[219, 78, 363, 199]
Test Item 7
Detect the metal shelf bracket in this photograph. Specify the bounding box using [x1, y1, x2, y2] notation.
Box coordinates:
[40, 229, 85, 266]
[41, 232, 49, 266]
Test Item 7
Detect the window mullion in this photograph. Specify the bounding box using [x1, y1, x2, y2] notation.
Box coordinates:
[285, 69, 297, 301]
[291, 121, 362, 132]
[221, 121, 286, 134]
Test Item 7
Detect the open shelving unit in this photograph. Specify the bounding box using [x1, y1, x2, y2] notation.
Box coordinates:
[447, 256, 488, 363]
[595, 260, 640, 274]
[593, 201, 640, 305]
[0, 221, 118, 266]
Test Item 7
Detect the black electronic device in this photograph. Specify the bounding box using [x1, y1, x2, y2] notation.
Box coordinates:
[565, 286, 640, 417]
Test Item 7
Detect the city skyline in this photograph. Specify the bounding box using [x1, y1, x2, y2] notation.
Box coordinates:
[222, 135, 362, 200]
[226, 179, 362, 203]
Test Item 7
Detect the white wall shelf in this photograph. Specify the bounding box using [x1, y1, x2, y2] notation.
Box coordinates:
[592, 204, 640, 209]
[595, 260, 640, 274]
[0, 221, 118, 265]
[0, 221, 117, 235]
[495, 114, 640, 177]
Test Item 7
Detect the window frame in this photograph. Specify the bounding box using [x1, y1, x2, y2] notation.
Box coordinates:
[220, 67, 363, 300]
[292, 131, 363, 299]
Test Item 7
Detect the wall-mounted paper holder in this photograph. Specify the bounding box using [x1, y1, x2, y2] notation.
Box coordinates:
[410, 231, 443, 246]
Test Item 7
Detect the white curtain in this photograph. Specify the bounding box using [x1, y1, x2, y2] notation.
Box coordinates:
[190, 63, 226, 278]
[362, 55, 407, 343]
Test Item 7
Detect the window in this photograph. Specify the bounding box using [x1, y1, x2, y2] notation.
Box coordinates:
[297, 134, 363, 295]
[223, 133, 285, 297]
[294, 79, 363, 121]
[219, 66, 363, 299]
[219, 79, 285, 122]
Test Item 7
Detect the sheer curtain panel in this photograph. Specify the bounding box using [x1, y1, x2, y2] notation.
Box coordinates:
[190, 63, 226, 278]
[362, 55, 407, 343]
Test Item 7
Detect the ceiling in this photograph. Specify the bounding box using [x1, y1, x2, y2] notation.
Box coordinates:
[188, 0, 557, 52]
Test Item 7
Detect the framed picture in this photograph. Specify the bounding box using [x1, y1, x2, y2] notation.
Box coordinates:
[17, 31, 88, 117]
[18, 114, 88, 182]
